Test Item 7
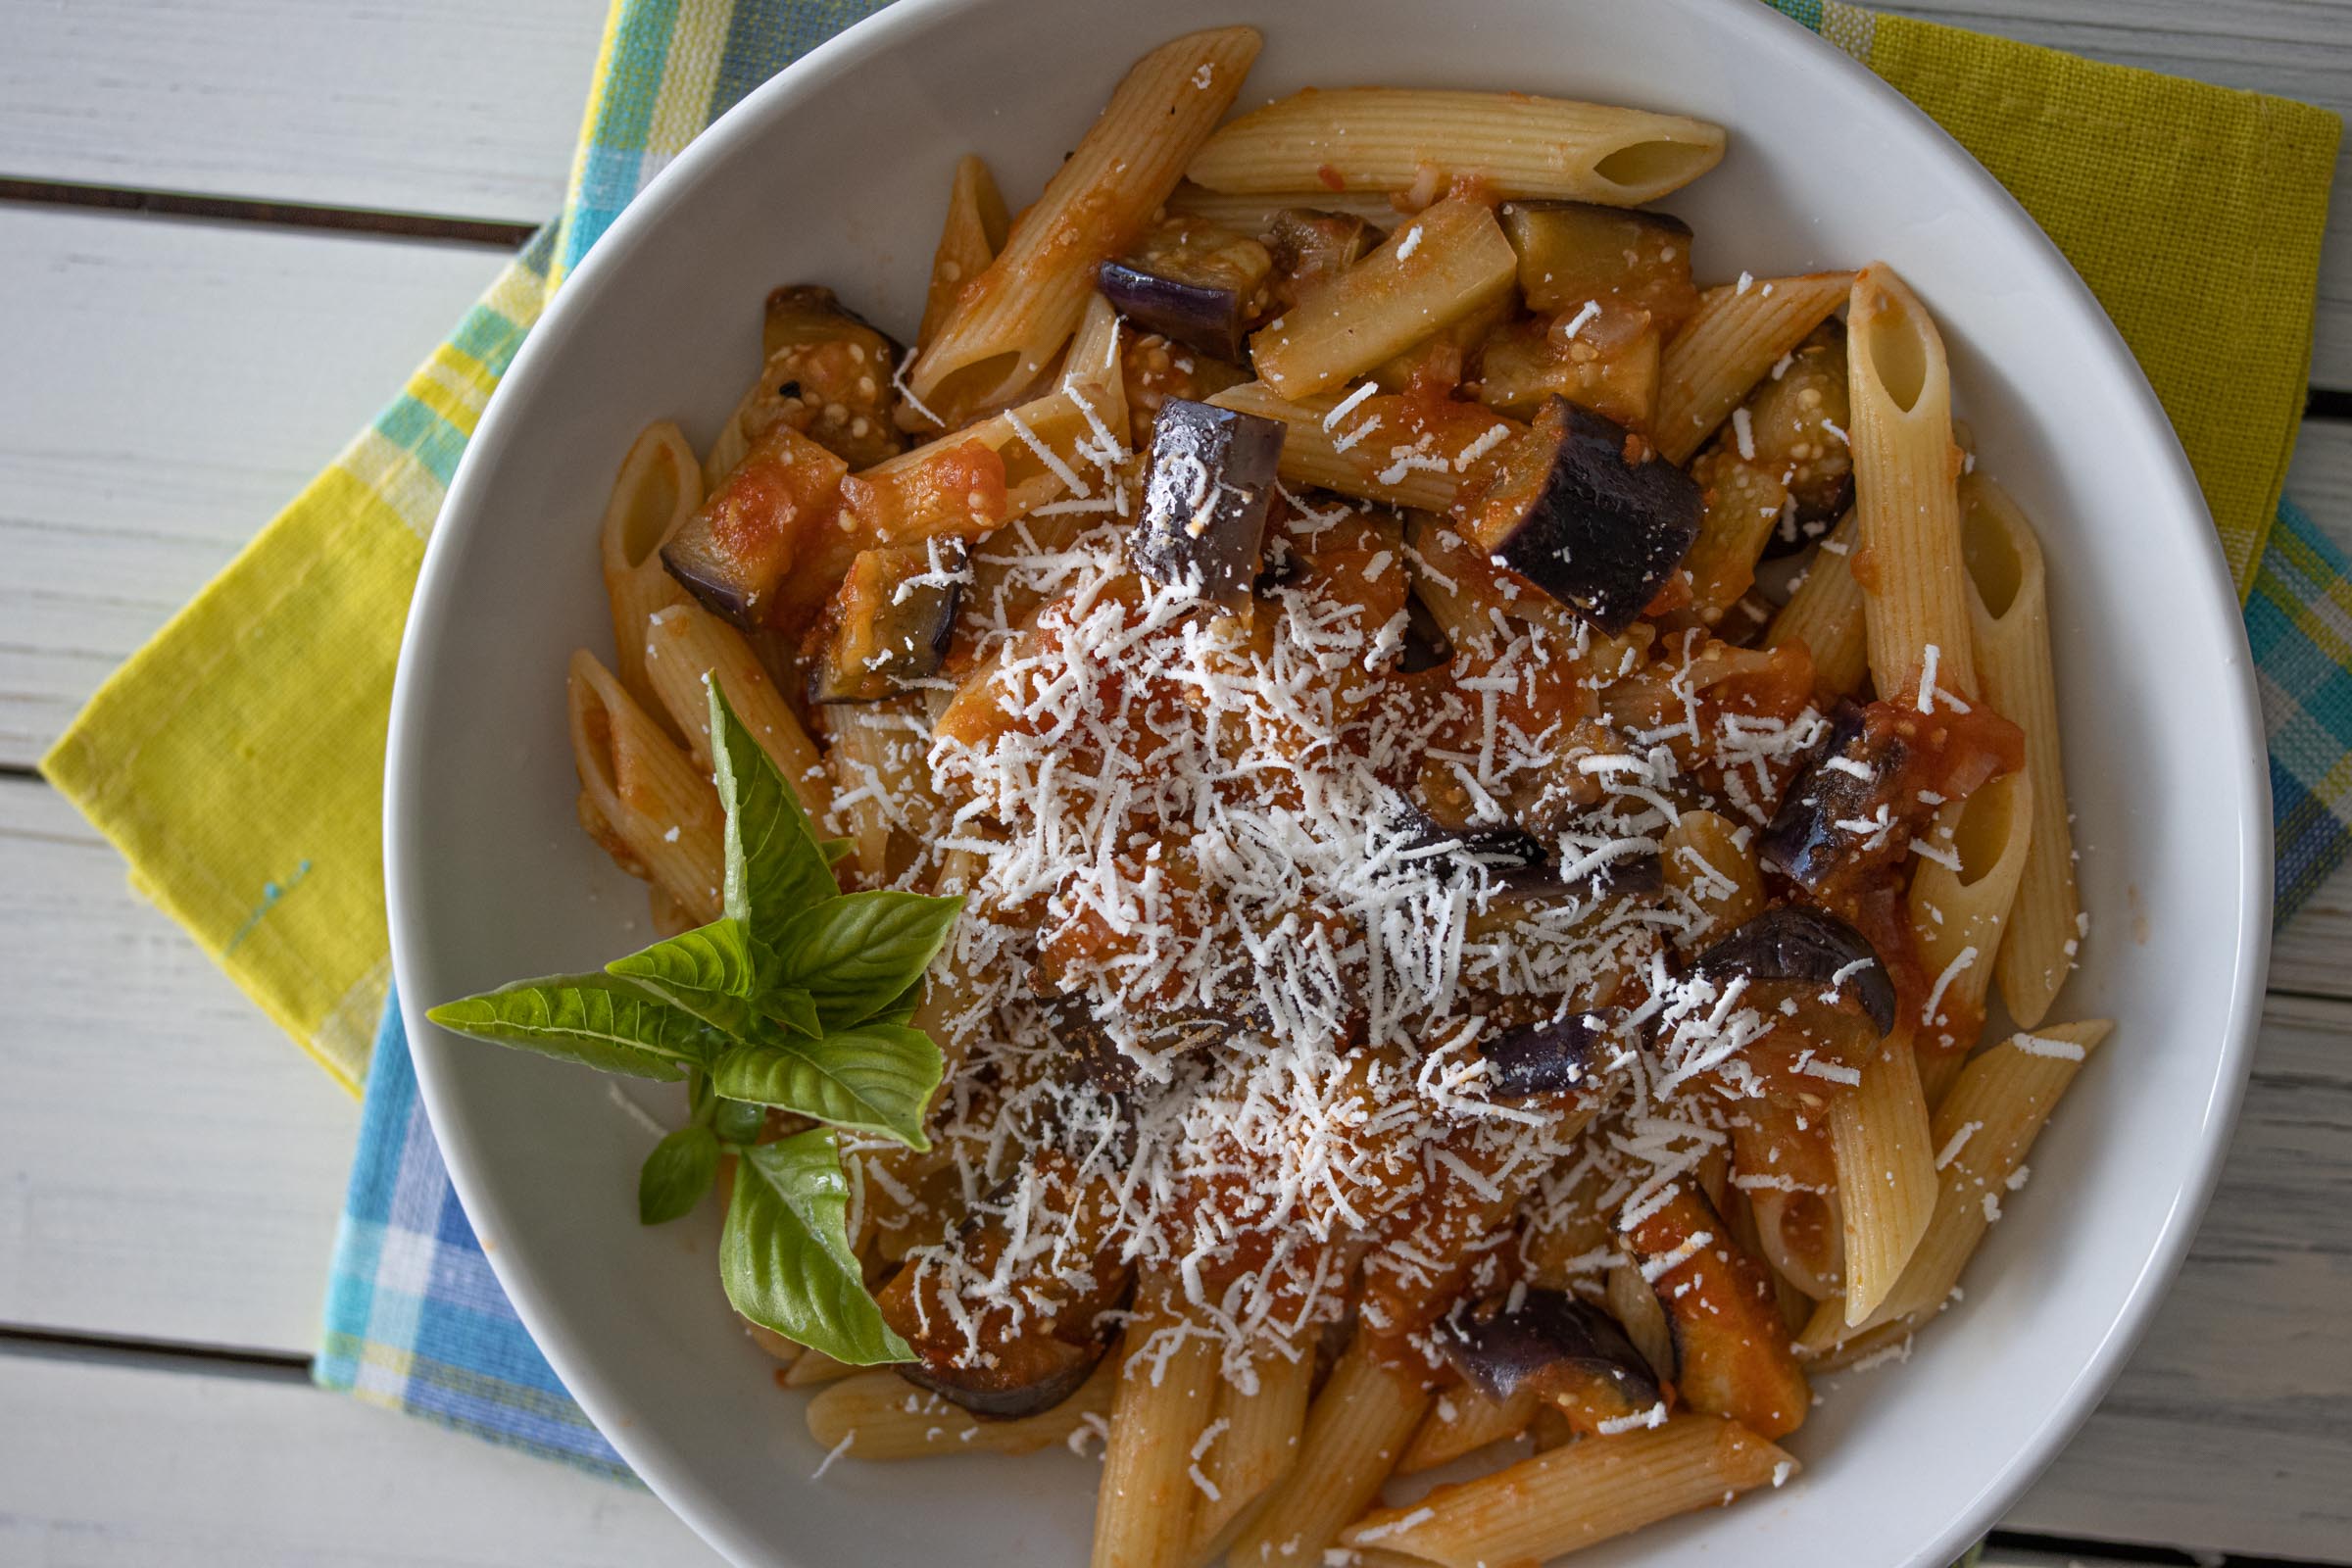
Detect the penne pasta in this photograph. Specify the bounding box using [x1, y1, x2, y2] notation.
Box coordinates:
[1907, 770, 2035, 1105]
[1963, 472, 2082, 1028]
[1830, 1032, 1938, 1324]
[1184, 1338, 1318, 1558]
[1092, 1281, 1221, 1568]
[1660, 809, 1765, 947]
[844, 378, 1130, 542]
[1249, 195, 1519, 400]
[819, 698, 948, 884]
[783, 1348, 862, 1388]
[1338, 1415, 1792, 1568]
[1225, 1336, 1430, 1565]
[566, 650, 724, 922]
[1655, 272, 1852, 466]
[1802, 1020, 2113, 1352]
[911, 26, 1259, 415]
[1606, 1257, 1677, 1385]
[1765, 512, 1867, 697]
[1397, 1384, 1540, 1475]
[918, 154, 1011, 354]
[639, 600, 832, 821]
[1846, 264, 1976, 703]
[807, 1363, 1114, 1458]
[1065, 291, 1131, 441]
[1207, 381, 1515, 511]
[1165, 182, 1402, 234]
[598, 421, 702, 721]
[1188, 88, 1725, 206]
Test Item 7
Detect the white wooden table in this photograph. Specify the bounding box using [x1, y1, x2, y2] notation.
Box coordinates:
[1, 3, 2347, 1564]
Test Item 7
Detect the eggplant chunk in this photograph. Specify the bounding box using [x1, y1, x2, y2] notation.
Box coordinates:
[1098, 216, 1275, 362]
[1756, 699, 1905, 896]
[807, 540, 966, 704]
[878, 1152, 1130, 1418]
[1619, 1185, 1809, 1440]
[1692, 906, 1897, 1038]
[1441, 1289, 1664, 1438]
[1498, 201, 1698, 331]
[1121, 333, 1252, 450]
[1265, 207, 1377, 311]
[662, 422, 851, 628]
[1128, 399, 1286, 603]
[1482, 1011, 1606, 1098]
[1746, 318, 1853, 533]
[1473, 309, 1660, 431]
[736, 285, 906, 470]
[1456, 398, 1702, 635]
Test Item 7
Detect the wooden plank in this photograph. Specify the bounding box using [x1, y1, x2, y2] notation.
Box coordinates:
[2268, 418, 2352, 998]
[0, 0, 600, 225]
[0, 1350, 714, 1566]
[0, 776, 360, 1351]
[1883, 0, 2352, 388]
[0, 205, 507, 767]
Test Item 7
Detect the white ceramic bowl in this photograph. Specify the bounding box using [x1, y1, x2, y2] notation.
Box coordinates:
[386, 1, 2273, 1562]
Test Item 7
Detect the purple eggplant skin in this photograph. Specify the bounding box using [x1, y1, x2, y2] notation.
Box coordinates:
[1460, 398, 1702, 635]
[896, 1339, 1105, 1420]
[1396, 805, 1547, 874]
[1757, 700, 1902, 893]
[1692, 906, 1897, 1037]
[1483, 1012, 1605, 1098]
[1441, 1289, 1662, 1408]
[806, 540, 967, 704]
[1129, 400, 1286, 604]
[1097, 218, 1274, 362]
[1491, 851, 1665, 904]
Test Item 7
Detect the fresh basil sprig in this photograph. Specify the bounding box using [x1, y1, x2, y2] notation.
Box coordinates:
[426, 677, 958, 1366]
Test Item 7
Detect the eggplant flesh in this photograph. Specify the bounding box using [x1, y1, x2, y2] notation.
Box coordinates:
[896, 1337, 1103, 1420]
[807, 540, 966, 704]
[1264, 208, 1376, 311]
[1098, 216, 1273, 362]
[1744, 318, 1853, 526]
[746, 285, 906, 469]
[1757, 701, 1904, 894]
[1692, 905, 1896, 1037]
[1442, 1289, 1662, 1414]
[1482, 1011, 1605, 1098]
[1458, 398, 1702, 635]
[662, 423, 851, 629]
[1128, 399, 1286, 603]
[1498, 201, 1697, 328]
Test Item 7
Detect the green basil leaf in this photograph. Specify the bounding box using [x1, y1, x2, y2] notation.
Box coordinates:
[639, 1125, 720, 1224]
[720, 1129, 911, 1365]
[712, 1097, 767, 1145]
[710, 1022, 943, 1150]
[606, 917, 762, 1035]
[770, 890, 964, 1030]
[426, 974, 720, 1080]
[708, 680, 838, 956]
[868, 978, 926, 1027]
[689, 1068, 718, 1127]
[820, 838, 856, 867]
[758, 985, 821, 1038]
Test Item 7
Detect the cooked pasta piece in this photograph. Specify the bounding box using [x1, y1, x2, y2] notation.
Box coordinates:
[1206, 381, 1515, 511]
[910, 26, 1259, 416]
[1065, 291, 1132, 438]
[820, 698, 946, 883]
[783, 1348, 862, 1388]
[1802, 1020, 2112, 1353]
[1397, 1384, 1541, 1475]
[1907, 770, 2035, 1104]
[1605, 1258, 1676, 1384]
[1846, 265, 1976, 702]
[1165, 183, 1402, 233]
[805, 1363, 1114, 1458]
[1830, 1032, 1937, 1324]
[638, 600, 831, 819]
[1188, 89, 1724, 206]
[1184, 1338, 1318, 1557]
[1249, 195, 1518, 400]
[1962, 472, 2082, 1028]
[1091, 1281, 1221, 1568]
[598, 421, 702, 720]
[1655, 272, 1852, 465]
[567, 650, 724, 922]
[1224, 1337, 1430, 1565]
[1764, 513, 1866, 696]
[918, 154, 1011, 353]
[844, 378, 1129, 542]
[1660, 809, 1765, 947]
[1338, 1415, 1792, 1567]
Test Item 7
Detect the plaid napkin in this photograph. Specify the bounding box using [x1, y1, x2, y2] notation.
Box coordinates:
[35, 0, 2349, 1471]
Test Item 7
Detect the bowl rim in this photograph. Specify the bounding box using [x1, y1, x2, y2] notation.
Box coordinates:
[385, 1, 2275, 1562]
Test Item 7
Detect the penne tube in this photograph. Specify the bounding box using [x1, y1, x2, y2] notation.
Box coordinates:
[1207, 381, 1517, 512]
[845, 379, 1129, 543]
[1165, 182, 1402, 234]
[918, 154, 1011, 354]
[1188, 88, 1725, 206]
[1338, 1415, 1792, 1568]
[1802, 1020, 2112, 1352]
[639, 600, 832, 821]
[805, 1363, 1114, 1459]
[1798, 1317, 1914, 1373]
[1907, 769, 2035, 1105]
[819, 697, 945, 884]
[1962, 472, 2082, 1028]
[1605, 1258, 1676, 1385]
[566, 650, 724, 923]
[1830, 1031, 1937, 1324]
[1660, 809, 1765, 948]
[1093, 1280, 1221, 1568]
[598, 421, 702, 721]
[1845, 264, 1977, 703]
[1225, 1335, 1430, 1565]
[1397, 1384, 1540, 1475]
[911, 26, 1259, 415]
[1184, 1337, 1318, 1558]
[1249, 195, 1519, 400]
[783, 1348, 862, 1388]
[1764, 512, 1866, 697]
[1655, 272, 1852, 466]
[1065, 291, 1132, 442]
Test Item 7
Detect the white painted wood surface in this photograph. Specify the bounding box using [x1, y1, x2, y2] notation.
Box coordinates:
[1, 0, 2347, 1563]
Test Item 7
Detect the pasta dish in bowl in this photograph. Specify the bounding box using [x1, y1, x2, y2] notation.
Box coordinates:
[384, 5, 2270, 1567]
